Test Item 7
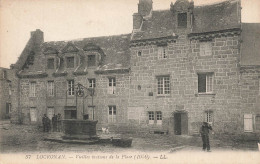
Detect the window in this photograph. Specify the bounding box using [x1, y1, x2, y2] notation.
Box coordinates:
[88, 55, 96, 67]
[88, 79, 96, 88]
[108, 77, 116, 94]
[198, 73, 213, 93]
[68, 80, 74, 96]
[156, 111, 162, 125]
[108, 106, 116, 123]
[6, 103, 11, 115]
[47, 81, 54, 96]
[30, 107, 37, 122]
[29, 82, 36, 97]
[47, 58, 55, 69]
[178, 12, 187, 28]
[158, 47, 167, 59]
[255, 115, 260, 131]
[8, 83, 11, 96]
[205, 111, 213, 124]
[148, 111, 154, 124]
[137, 51, 142, 57]
[157, 76, 170, 95]
[148, 111, 162, 124]
[200, 42, 212, 56]
[66, 57, 74, 68]
[244, 114, 253, 132]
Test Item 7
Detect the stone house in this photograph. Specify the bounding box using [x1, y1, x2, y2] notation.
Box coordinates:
[8, 0, 260, 136]
[0, 67, 12, 119]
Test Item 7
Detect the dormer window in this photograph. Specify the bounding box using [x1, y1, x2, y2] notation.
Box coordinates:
[47, 58, 55, 69]
[66, 57, 74, 68]
[88, 55, 96, 67]
[178, 12, 187, 28]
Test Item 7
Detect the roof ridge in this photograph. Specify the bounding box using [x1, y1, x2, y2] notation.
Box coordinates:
[195, 0, 239, 8]
[43, 33, 131, 44]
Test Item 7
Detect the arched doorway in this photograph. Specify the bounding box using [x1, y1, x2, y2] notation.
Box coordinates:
[173, 111, 188, 135]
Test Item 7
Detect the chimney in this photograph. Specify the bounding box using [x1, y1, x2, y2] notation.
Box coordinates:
[138, 0, 153, 17]
[133, 13, 143, 30]
[30, 29, 44, 45]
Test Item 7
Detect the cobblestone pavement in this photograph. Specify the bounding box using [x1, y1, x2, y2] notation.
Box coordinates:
[0, 120, 259, 153]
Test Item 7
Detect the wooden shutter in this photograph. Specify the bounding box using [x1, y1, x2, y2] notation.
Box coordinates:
[244, 114, 253, 132]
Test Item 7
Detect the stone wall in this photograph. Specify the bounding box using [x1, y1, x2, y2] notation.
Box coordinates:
[0, 68, 11, 119]
[128, 33, 243, 135]
[18, 68, 130, 130]
[240, 66, 260, 133]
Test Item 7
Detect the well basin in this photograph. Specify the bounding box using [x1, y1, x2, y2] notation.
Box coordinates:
[62, 119, 98, 140]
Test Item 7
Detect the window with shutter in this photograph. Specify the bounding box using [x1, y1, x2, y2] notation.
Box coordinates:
[198, 73, 213, 93]
[244, 114, 253, 132]
[200, 42, 212, 56]
[30, 107, 37, 122]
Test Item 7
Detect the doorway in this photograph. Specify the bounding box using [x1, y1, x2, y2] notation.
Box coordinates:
[64, 110, 77, 119]
[174, 112, 188, 135]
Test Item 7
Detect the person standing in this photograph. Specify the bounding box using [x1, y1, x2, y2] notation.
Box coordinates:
[46, 116, 51, 132]
[57, 113, 62, 132]
[42, 114, 47, 132]
[200, 122, 212, 152]
[52, 114, 57, 132]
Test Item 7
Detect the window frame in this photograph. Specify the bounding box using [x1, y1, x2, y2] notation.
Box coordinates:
[199, 41, 212, 57]
[47, 81, 54, 96]
[66, 56, 75, 68]
[137, 50, 142, 57]
[177, 12, 187, 28]
[244, 114, 253, 133]
[158, 46, 168, 59]
[148, 111, 163, 125]
[148, 111, 155, 124]
[108, 77, 116, 95]
[108, 106, 117, 123]
[30, 107, 37, 122]
[87, 54, 96, 67]
[205, 111, 213, 124]
[88, 78, 96, 88]
[198, 73, 214, 94]
[29, 82, 36, 97]
[67, 80, 75, 96]
[157, 76, 170, 96]
[47, 58, 55, 69]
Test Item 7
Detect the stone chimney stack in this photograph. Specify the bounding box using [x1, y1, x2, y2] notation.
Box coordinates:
[30, 29, 44, 46]
[133, 0, 153, 30]
[138, 0, 153, 17]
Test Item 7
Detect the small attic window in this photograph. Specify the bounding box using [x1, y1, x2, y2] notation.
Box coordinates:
[47, 58, 55, 69]
[178, 13, 187, 28]
[66, 57, 75, 68]
[88, 55, 96, 67]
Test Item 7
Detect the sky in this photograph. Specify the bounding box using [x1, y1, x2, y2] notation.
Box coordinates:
[0, 0, 259, 68]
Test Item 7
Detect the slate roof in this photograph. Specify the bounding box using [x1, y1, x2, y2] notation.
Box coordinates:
[132, 0, 241, 41]
[192, 0, 240, 33]
[240, 23, 260, 66]
[132, 10, 177, 41]
[42, 34, 131, 72]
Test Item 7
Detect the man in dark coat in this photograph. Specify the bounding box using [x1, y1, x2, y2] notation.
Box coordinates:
[57, 113, 62, 132]
[42, 114, 47, 132]
[52, 114, 57, 132]
[46, 116, 51, 132]
[200, 122, 212, 152]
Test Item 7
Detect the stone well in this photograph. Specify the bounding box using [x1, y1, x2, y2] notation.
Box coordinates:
[62, 119, 98, 140]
